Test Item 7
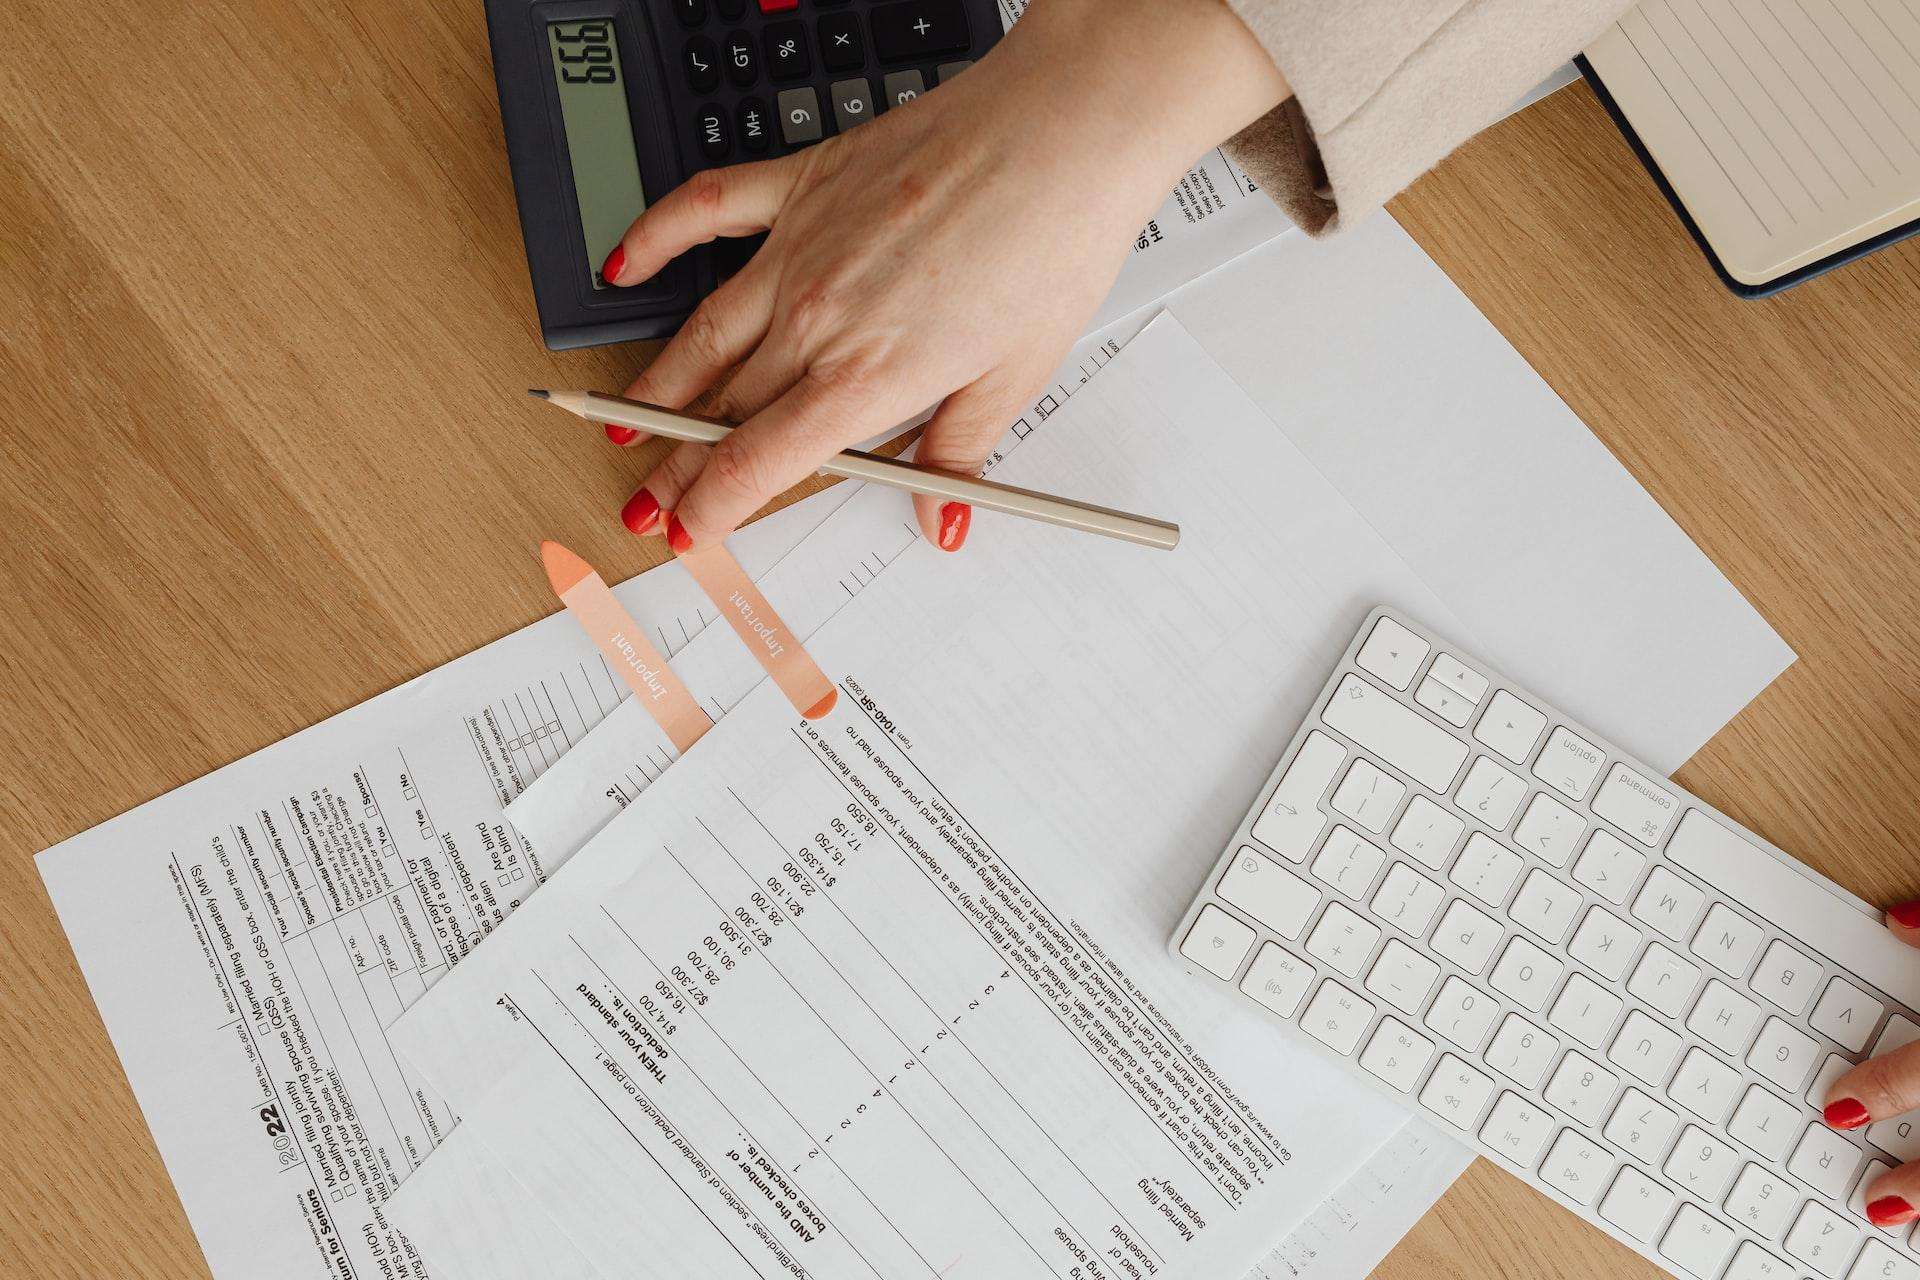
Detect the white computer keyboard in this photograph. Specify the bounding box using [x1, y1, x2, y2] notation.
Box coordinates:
[1171, 608, 1920, 1280]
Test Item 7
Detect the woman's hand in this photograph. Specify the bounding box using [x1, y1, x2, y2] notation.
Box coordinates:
[603, 0, 1288, 552]
[1824, 901, 1920, 1227]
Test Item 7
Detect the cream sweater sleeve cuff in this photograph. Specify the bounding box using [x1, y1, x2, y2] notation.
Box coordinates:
[1218, 0, 1628, 234]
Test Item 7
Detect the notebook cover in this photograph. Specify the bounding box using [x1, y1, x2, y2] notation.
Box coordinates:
[1575, 54, 1920, 299]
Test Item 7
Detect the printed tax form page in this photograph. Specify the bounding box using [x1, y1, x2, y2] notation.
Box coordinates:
[387, 318, 1465, 1278]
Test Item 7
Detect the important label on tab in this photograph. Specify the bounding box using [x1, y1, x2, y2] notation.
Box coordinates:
[675, 540, 838, 719]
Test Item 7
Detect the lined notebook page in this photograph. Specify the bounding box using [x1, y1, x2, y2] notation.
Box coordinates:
[1585, 0, 1920, 284]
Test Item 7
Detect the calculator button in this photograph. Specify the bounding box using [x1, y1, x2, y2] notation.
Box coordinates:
[736, 97, 772, 152]
[716, 0, 746, 19]
[694, 105, 731, 160]
[817, 12, 865, 72]
[934, 59, 971, 83]
[684, 36, 720, 92]
[871, 0, 971, 64]
[722, 30, 757, 86]
[763, 19, 810, 81]
[756, 0, 798, 12]
[881, 69, 925, 108]
[829, 78, 873, 132]
[674, 0, 708, 28]
[775, 86, 823, 145]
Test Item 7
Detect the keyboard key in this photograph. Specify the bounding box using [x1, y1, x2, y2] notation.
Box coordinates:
[1429, 652, 1489, 703]
[880, 69, 925, 108]
[1304, 901, 1382, 979]
[1661, 1202, 1738, 1278]
[1627, 941, 1701, 1017]
[1726, 1241, 1796, 1280]
[1415, 675, 1473, 726]
[1593, 762, 1679, 846]
[1300, 980, 1374, 1054]
[816, 11, 863, 72]
[1249, 731, 1344, 861]
[1572, 829, 1646, 904]
[1420, 1052, 1497, 1129]
[1811, 1052, 1852, 1108]
[1510, 868, 1582, 943]
[1359, 1015, 1435, 1090]
[1490, 936, 1564, 1012]
[1549, 972, 1625, 1049]
[1812, 976, 1886, 1053]
[735, 97, 772, 152]
[1610, 1009, 1683, 1084]
[1691, 902, 1766, 977]
[1729, 1083, 1806, 1161]
[1432, 899, 1502, 974]
[1365, 938, 1441, 1014]
[1848, 1161, 1905, 1239]
[684, 35, 721, 92]
[1355, 616, 1428, 690]
[1849, 1240, 1920, 1280]
[1605, 1087, 1681, 1164]
[1311, 825, 1386, 897]
[1671, 1046, 1744, 1123]
[1389, 795, 1462, 869]
[1217, 847, 1319, 939]
[1544, 1049, 1619, 1124]
[1534, 726, 1606, 801]
[1864, 1110, 1920, 1162]
[1425, 975, 1499, 1050]
[1570, 906, 1642, 982]
[1631, 866, 1708, 941]
[1726, 1161, 1799, 1238]
[1599, 1165, 1678, 1243]
[1540, 1128, 1613, 1204]
[1371, 863, 1445, 937]
[722, 29, 757, 86]
[1872, 1013, 1920, 1058]
[775, 86, 823, 144]
[1455, 756, 1526, 830]
[1748, 1009, 1820, 1092]
[1450, 832, 1523, 907]
[694, 104, 731, 160]
[1179, 904, 1254, 980]
[1240, 942, 1315, 1018]
[1752, 939, 1823, 1015]
[829, 78, 872, 132]
[1480, 1090, 1555, 1168]
[1785, 1200, 1863, 1277]
[763, 19, 809, 81]
[1791, 1124, 1865, 1199]
[1512, 792, 1586, 867]
[870, 0, 972, 63]
[1474, 690, 1547, 764]
[1687, 979, 1762, 1055]
[1664, 1124, 1741, 1199]
[1322, 674, 1468, 793]
[1486, 1013, 1558, 1088]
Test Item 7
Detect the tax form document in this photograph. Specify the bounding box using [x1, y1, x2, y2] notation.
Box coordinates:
[385, 316, 1465, 1278]
[30, 495, 837, 1280]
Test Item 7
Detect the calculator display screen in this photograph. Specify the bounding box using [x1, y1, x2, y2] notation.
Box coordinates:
[546, 20, 646, 289]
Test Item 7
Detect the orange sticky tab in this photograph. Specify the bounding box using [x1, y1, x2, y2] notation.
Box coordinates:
[542, 542, 713, 753]
[674, 540, 837, 719]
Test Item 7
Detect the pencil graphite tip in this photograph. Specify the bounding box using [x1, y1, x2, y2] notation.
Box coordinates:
[526, 388, 550, 400]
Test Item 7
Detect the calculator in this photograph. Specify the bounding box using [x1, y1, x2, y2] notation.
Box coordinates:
[486, 0, 1006, 348]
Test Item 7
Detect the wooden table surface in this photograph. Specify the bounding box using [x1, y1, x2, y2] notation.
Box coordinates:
[4, 0, 1919, 1273]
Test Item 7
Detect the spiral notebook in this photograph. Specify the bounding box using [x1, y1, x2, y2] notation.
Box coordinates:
[1581, 0, 1920, 295]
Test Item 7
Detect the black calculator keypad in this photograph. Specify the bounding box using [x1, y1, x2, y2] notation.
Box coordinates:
[869, 0, 970, 63]
[763, 20, 810, 81]
[722, 30, 757, 85]
[675, 0, 707, 26]
[736, 97, 772, 152]
[684, 35, 721, 92]
[817, 12, 865, 72]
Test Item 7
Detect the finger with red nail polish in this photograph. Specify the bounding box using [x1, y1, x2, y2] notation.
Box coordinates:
[620, 488, 661, 535]
[936, 502, 970, 552]
[1829, 1038, 1920, 1133]
[1858, 1159, 1920, 1229]
[1890, 899, 1920, 931]
[666, 513, 693, 554]
[600, 245, 627, 287]
[1868, 1195, 1916, 1228]
[606, 424, 640, 446]
[1826, 1098, 1870, 1130]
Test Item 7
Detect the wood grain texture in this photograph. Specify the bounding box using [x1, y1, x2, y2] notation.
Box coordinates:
[1, 3, 1916, 1272]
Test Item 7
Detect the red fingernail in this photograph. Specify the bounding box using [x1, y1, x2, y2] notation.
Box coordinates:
[937, 502, 970, 552]
[666, 513, 693, 553]
[601, 245, 626, 286]
[620, 487, 660, 535]
[605, 424, 640, 446]
[1825, 1098, 1871, 1129]
[1868, 1195, 1916, 1227]
[1889, 900, 1920, 929]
